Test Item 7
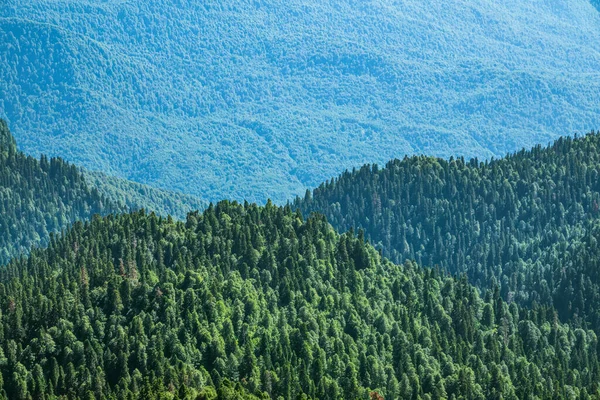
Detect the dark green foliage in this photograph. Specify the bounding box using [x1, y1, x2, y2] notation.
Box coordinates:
[0, 121, 124, 265]
[534, 221, 600, 329]
[1, 202, 599, 398]
[0, 122, 205, 265]
[295, 132, 600, 328]
[0, 121, 16, 153]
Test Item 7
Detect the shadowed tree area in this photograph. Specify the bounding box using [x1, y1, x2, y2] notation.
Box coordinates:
[295, 132, 600, 330]
[0, 120, 123, 264]
[0, 121, 204, 265]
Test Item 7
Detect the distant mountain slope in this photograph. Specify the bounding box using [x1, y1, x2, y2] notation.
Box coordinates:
[84, 170, 206, 220]
[2, 0, 600, 202]
[0, 121, 204, 264]
[294, 132, 600, 325]
[1, 202, 599, 399]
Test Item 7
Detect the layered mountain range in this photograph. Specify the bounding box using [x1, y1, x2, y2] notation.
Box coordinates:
[2, 1, 600, 398]
[2, 117, 600, 397]
[0, 121, 203, 264]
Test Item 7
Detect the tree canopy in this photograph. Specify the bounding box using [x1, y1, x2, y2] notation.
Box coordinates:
[0, 121, 204, 265]
[0, 120, 123, 265]
[295, 132, 600, 330]
[0, 202, 599, 399]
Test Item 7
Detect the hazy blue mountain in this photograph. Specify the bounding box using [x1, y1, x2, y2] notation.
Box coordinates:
[2, 0, 600, 202]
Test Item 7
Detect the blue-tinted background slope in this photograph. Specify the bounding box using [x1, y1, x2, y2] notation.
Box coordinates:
[1, 0, 600, 202]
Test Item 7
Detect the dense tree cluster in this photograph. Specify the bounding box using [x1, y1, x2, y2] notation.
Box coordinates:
[0, 202, 599, 399]
[0, 120, 123, 265]
[295, 132, 600, 328]
[0, 121, 204, 265]
[530, 220, 600, 330]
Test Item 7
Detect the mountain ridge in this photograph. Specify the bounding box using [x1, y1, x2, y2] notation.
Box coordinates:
[294, 130, 600, 330]
[0, 121, 204, 264]
[1, 201, 598, 398]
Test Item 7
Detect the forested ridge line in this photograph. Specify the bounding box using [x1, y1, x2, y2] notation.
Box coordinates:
[0, 120, 204, 265]
[0, 119, 124, 265]
[0, 202, 598, 398]
[4, 0, 600, 202]
[295, 131, 600, 330]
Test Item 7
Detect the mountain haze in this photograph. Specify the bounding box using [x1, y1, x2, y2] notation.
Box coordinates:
[2, 0, 600, 202]
[84, 170, 206, 220]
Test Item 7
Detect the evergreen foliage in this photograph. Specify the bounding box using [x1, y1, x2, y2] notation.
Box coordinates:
[0, 121, 123, 265]
[83, 170, 206, 221]
[295, 132, 600, 328]
[0, 121, 16, 152]
[0, 202, 599, 399]
[0, 122, 204, 265]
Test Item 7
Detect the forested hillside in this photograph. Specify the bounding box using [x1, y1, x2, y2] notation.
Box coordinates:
[295, 132, 600, 328]
[1, 202, 599, 399]
[0, 120, 123, 264]
[2, 0, 600, 202]
[0, 121, 203, 265]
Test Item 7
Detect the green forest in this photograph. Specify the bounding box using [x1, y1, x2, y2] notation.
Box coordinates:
[83, 171, 206, 221]
[5, 118, 600, 398]
[1, 202, 599, 399]
[0, 121, 203, 265]
[2, 1, 600, 398]
[0, 120, 123, 265]
[295, 132, 600, 330]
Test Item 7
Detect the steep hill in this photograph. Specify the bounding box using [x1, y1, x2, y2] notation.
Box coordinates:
[1, 202, 598, 399]
[0, 121, 203, 264]
[294, 132, 600, 327]
[2, 0, 600, 202]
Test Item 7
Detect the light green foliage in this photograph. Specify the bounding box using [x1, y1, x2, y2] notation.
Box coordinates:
[0, 202, 598, 398]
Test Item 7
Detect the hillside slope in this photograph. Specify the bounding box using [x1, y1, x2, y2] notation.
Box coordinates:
[0, 121, 203, 264]
[1, 202, 599, 399]
[2, 0, 600, 202]
[0, 120, 123, 264]
[295, 132, 600, 328]
[83, 170, 206, 220]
